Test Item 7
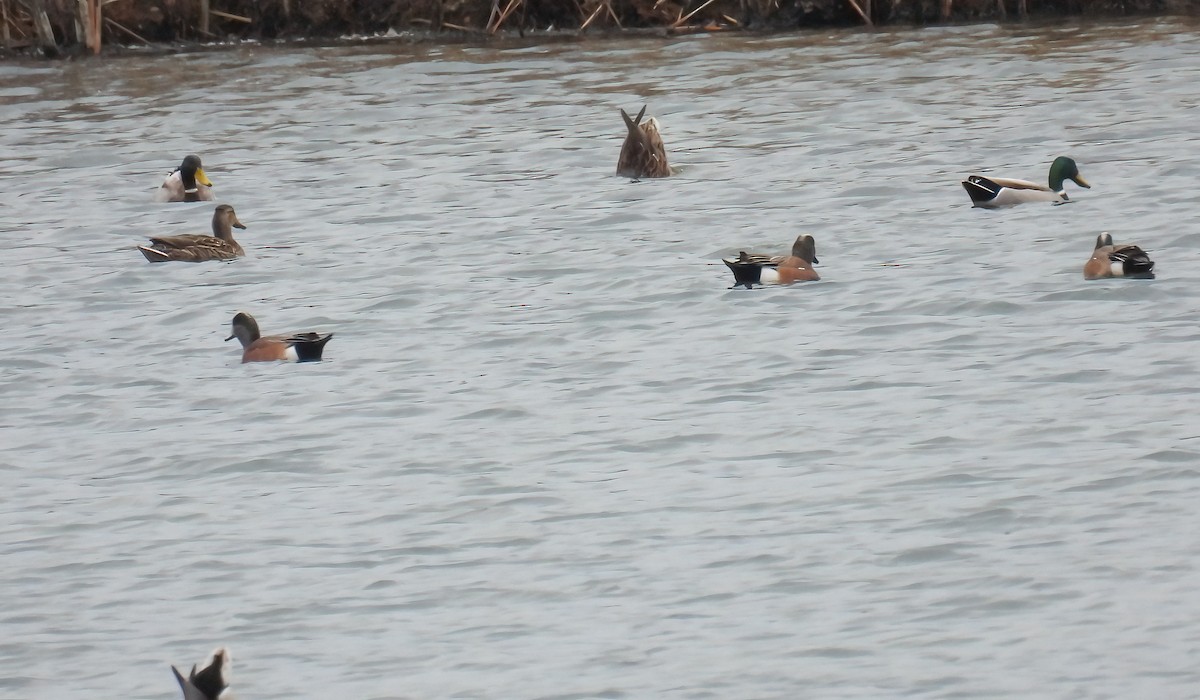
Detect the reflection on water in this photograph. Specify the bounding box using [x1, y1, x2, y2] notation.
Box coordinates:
[2, 17, 1200, 700]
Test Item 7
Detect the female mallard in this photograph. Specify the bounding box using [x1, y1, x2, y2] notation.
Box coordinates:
[226, 312, 334, 363]
[1083, 233, 1155, 280]
[138, 204, 246, 263]
[171, 647, 231, 700]
[155, 154, 215, 202]
[962, 156, 1090, 208]
[723, 234, 820, 288]
[616, 106, 671, 179]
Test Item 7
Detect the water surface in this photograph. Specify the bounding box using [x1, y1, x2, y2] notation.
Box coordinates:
[2, 17, 1200, 699]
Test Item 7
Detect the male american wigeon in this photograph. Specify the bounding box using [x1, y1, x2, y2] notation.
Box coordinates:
[723, 234, 820, 289]
[616, 105, 671, 179]
[171, 646, 231, 700]
[155, 154, 215, 203]
[962, 156, 1090, 208]
[1083, 232, 1155, 280]
[226, 312, 333, 363]
[139, 204, 246, 263]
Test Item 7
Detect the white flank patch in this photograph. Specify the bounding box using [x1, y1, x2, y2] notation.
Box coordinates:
[758, 268, 782, 285]
[284, 345, 301, 362]
[1111, 261, 1125, 277]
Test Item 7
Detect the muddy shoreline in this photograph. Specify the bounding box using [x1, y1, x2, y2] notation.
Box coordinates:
[0, 0, 1194, 58]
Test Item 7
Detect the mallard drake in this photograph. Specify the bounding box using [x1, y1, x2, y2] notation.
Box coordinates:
[138, 204, 246, 263]
[155, 154, 215, 202]
[723, 234, 820, 289]
[226, 312, 334, 363]
[171, 647, 231, 700]
[1083, 233, 1155, 280]
[962, 156, 1090, 208]
[616, 106, 671, 179]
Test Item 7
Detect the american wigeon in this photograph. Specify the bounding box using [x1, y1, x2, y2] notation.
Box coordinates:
[616, 106, 671, 179]
[723, 234, 820, 289]
[171, 647, 230, 700]
[226, 312, 333, 363]
[155, 155, 215, 203]
[139, 204, 246, 263]
[962, 156, 1090, 208]
[1083, 232, 1155, 280]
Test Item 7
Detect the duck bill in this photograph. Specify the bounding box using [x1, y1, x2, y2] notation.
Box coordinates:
[232, 216, 246, 230]
[1072, 174, 1091, 189]
[224, 333, 235, 341]
[195, 168, 213, 187]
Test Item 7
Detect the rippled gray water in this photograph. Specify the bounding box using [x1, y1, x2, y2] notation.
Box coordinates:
[2, 16, 1200, 699]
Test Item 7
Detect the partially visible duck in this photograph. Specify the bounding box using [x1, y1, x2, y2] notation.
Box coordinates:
[962, 156, 1090, 208]
[155, 154, 215, 202]
[1083, 232, 1155, 280]
[171, 646, 232, 700]
[724, 234, 820, 289]
[138, 204, 246, 263]
[226, 312, 334, 363]
[616, 105, 671, 179]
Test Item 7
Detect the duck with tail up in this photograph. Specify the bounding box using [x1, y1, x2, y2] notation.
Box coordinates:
[155, 155, 215, 203]
[616, 105, 672, 179]
[1083, 233, 1155, 280]
[172, 646, 234, 700]
[138, 204, 246, 263]
[723, 234, 820, 289]
[962, 156, 1090, 208]
[226, 312, 334, 363]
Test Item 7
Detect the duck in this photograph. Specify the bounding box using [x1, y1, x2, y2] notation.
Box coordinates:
[155, 154, 215, 202]
[616, 105, 671, 179]
[1083, 232, 1155, 280]
[172, 646, 232, 700]
[138, 204, 246, 263]
[723, 234, 820, 289]
[226, 312, 334, 363]
[962, 156, 1090, 208]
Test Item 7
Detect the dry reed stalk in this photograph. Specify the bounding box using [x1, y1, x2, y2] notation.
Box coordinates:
[2, 0, 10, 48]
[199, 0, 209, 35]
[671, 0, 722, 27]
[26, 0, 55, 52]
[487, 0, 521, 33]
[75, 0, 101, 54]
[211, 9, 251, 22]
[580, 2, 605, 29]
[103, 15, 150, 43]
[995, 0, 1006, 19]
[941, 0, 951, 20]
[845, 0, 871, 23]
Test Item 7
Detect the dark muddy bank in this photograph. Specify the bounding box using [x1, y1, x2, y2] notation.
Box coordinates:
[1, 0, 1194, 57]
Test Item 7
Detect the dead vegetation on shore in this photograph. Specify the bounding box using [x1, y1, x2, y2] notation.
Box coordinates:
[0, 0, 1191, 56]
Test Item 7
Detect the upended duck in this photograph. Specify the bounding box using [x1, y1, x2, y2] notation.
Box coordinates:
[138, 204, 246, 263]
[962, 156, 1090, 208]
[155, 154, 215, 202]
[172, 647, 232, 700]
[226, 312, 334, 363]
[1083, 233, 1155, 280]
[616, 106, 671, 179]
[723, 234, 820, 288]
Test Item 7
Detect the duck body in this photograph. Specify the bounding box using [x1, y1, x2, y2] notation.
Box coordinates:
[139, 204, 246, 263]
[226, 312, 334, 363]
[962, 156, 1090, 208]
[616, 106, 671, 179]
[155, 155, 215, 203]
[723, 234, 820, 289]
[172, 647, 233, 700]
[1084, 233, 1155, 280]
